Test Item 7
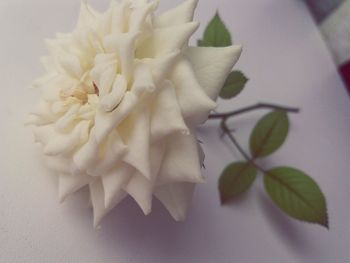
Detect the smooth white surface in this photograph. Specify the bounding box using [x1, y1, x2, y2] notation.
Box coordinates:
[1, 0, 350, 262]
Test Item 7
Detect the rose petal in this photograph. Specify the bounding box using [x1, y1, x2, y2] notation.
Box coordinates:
[86, 130, 128, 176]
[171, 58, 216, 125]
[76, 1, 99, 30]
[110, 0, 131, 34]
[158, 131, 204, 184]
[136, 21, 199, 58]
[90, 179, 126, 228]
[184, 45, 243, 100]
[124, 173, 154, 215]
[129, 1, 157, 32]
[154, 182, 195, 221]
[94, 91, 138, 143]
[103, 31, 139, 81]
[150, 80, 188, 140]
[58, 173, 91, 202]
[154, 0, 198, 28]
[119, 106, 151, 179]
[102, 162, 134, 208]
[44, 120, 90, 156]
[145, 50, 180, 85]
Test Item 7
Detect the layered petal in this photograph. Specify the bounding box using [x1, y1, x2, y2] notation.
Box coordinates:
[59, 173, 91, 202]
[158, 131, 204, 184]
[154, 0, 198, 28]
[155, 182, 195, 221]
[150, 80, 188, 140]
[136, 22, 199, 58]
[184, 45, 243, 100]
[171, 58, 217, 125]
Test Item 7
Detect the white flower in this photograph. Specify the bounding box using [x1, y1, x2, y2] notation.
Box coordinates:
[27, 0, 241, 227]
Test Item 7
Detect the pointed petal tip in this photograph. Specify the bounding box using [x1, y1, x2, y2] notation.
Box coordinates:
[139, 198, 152, 215]
[231, 44, 243, 55]
[93, 210, 105, 228]
[174, 214, 186, 222]
[143, 206, 152, 216]
[171, 209, 187, 222]
[104, 194, 114, 210]
[93, 218, 102, 229]
[58, 191, 67, 204]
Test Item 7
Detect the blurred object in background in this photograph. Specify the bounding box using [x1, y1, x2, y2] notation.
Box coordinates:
[305, 0, 350, 94]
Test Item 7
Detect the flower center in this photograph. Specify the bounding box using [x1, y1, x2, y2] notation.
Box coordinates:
[60, 82, 99, 104]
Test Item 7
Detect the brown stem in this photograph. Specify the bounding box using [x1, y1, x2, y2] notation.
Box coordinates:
[221, 120, 266, 173]
[209, 102, 299, 120]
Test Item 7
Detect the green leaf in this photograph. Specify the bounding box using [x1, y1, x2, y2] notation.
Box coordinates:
[264, 167, 328, 228]
[198, 13, 232, 47]
[219, 162, 257, 204]
[219, 71, 248, 99]
[249, 110, 289, 158]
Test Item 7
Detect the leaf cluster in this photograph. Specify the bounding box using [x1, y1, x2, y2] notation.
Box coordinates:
[200, 13, 328, 228]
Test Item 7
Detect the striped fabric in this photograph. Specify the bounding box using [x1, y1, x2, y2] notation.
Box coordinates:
[305, 0, 350, 94]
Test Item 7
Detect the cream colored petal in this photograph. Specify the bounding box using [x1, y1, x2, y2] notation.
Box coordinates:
[58, 52, 84, 80]
[94, 91, 138, 143]
[144, 50, 180, 85]
[28, 100, 57, 125]
[32, 72, 55, 89]
[119, 107, 151, 179]
[100, 74, 127, 112]
[154, 0, 198, 28]
[136, 22, 199, 58]
[76, 1, 99, 30]
[149, 141, 167, 179]
[103, 31, 139, 82]
[90, 54, 118, 97]
[129, 2, 157, 32]
[54, 104, 80, 132]
[171, 58, 216, 125]
[58, 173, 91, 202]
[39, 75, 76, 101]
[89, 180, 105, 227]
[124, 173, 154, 215]
[158, 131, 204, 184]
[102, 162, 134, 207]
[86, 130, 128, 176]
[150, 80, 188, 141]
[44, 120, 90, 156]
[95, 7, 113, 38]
[73, 127, 99, 172]
[131, 62, 155, 96]
[46, 155, 81, 176]
[97, 67, 116, 98]
[25, 115, 44, 126]
[90, 179, 126, 228]
[154, 182, 195, 221]
[110, 0, 131, 34]
[33, 124, 55, 146]
[184, 45, 242, 100]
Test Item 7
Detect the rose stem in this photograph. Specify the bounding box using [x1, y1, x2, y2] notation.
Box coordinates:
[208, 102, 300, 120]
[209, 102, 300, 173]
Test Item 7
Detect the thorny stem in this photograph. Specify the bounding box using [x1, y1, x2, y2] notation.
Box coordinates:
[213, 102, 300, 173]
[209, 102, 299, 120]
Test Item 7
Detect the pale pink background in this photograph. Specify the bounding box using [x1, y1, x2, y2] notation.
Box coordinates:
[1, 0, 350, 262]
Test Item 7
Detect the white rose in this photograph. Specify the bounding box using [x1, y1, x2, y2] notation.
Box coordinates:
[27, 0, 241, 227]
